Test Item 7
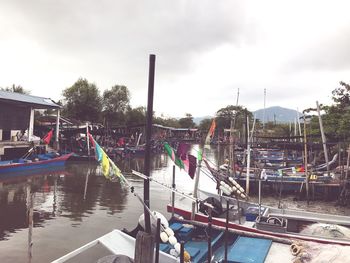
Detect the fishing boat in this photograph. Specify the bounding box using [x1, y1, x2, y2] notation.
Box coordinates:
[0, 152, 73, 174]
[52, 213, 295, 263]
[167, 187, 350, 246]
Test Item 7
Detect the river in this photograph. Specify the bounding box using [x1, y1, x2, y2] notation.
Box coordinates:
[0, 145, 349, 262]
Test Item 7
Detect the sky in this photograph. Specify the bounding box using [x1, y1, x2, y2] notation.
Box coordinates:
[0, 0, 350, 118]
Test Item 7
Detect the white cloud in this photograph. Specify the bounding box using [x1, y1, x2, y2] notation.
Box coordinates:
[0, 0, 350, 117]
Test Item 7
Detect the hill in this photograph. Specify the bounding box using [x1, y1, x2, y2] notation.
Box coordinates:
[253, 106, 302, 123]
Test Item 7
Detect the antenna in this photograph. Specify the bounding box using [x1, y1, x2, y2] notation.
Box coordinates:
[263, 88, 266, 130]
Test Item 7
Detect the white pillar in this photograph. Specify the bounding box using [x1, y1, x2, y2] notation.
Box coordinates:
[28, 107, 35, 141]
[55, 109, 60, 149]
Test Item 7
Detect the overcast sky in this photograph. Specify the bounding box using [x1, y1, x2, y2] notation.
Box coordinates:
[1, 0, 350, 117]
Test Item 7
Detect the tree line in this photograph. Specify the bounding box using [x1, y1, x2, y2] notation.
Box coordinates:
[3, 78, 350, 142]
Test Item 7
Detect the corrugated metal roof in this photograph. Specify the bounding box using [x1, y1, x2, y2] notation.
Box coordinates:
[0, 90, 61, 109]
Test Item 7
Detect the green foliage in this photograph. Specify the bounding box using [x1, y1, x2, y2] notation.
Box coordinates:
[199, 118, 212, 132]
[103, 85, 130, 125]
[154, 115, 180, 128]
[62, 78, 102, 122]
[332, 81, 350, 107]
[178, 113, 195, 128]
[216, 105, 253, 131]
[1, 84, 30, 94]
[126, 106, 146, 126]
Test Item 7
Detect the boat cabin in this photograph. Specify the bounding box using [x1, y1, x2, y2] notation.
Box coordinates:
[0, 90, 61, 160]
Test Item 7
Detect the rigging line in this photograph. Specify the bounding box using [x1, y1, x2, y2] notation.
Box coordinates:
[131, 170, 215, 209]
[104, 157, 166, 231]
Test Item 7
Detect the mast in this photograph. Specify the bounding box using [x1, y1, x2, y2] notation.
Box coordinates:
[316, 101, 330, 176]
[263, 88, 266, 131]
[246, 115, 251, 195]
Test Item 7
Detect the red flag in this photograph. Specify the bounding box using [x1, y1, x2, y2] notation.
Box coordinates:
[87, 132, 95, 147]
[43, 129, 53, 145]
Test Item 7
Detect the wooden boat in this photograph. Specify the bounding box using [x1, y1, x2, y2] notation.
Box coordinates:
[0, 152, 73, 174]
[167, 188, 350, 246]
[52, 216, 294, 263]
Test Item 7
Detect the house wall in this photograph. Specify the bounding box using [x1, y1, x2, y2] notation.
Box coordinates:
[0, 102, 30, 140]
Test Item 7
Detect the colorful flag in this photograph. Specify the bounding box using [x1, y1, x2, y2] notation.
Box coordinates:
[186, 154, 197, 179]
[176, 143, 190, 160]
[43, 129, 53, 145]
[164, 142, 197, 179]
[88, 133, 124, 181]
[164, 142, 185, 169]
[204, 119, 216, 149]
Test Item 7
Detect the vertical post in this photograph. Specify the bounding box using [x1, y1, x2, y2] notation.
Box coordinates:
[263, 88, 266, 131]
[297, 109, 302, 142]
[258, 175, 262, 218]
[303, 116, 309, 204]
[191, 159, 202, 220]
[316, 101, 330, 176]
[224, 199, 229, 262]
[180, 241, 185, 263]
[143, 54, 156, 233]
[155, 218, 161, 263]
[28, 107, 34, 141]
[172, 165, 176, 217]
[246, 116, 251, 195]
[294, 118, 297, 142]
[55, 109, 60, 150]
[86, 122, 90, 156]
[207, 209, 212, 263]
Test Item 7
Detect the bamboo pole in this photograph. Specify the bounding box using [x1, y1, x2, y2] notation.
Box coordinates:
[246, 116, 251, 195]
[303, 116, 309, 204]
[191, 158, 202, 220]
[316, 101, 330, 176]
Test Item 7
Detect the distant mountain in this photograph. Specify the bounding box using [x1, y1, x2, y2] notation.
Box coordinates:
[253, 106, 302, 123]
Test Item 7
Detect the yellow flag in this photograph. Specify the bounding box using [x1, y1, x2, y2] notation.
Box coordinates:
[101, 151, 110, 178]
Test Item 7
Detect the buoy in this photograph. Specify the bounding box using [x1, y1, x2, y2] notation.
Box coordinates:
[290, 243, 302, 256]
[220, 185, 231, 196]
[174, 242, 181, 254]
[168, 235, 177, 246]
[160, 232, 169, 243]
[183, 251, 191, 262]
[237, 190, 241, 195]
[240, 193, 246, 199]
[232, 186, 237, 191]
[165, 227, 174, 237]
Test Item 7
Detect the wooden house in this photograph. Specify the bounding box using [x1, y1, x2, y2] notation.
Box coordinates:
[0, 90, 61, 160]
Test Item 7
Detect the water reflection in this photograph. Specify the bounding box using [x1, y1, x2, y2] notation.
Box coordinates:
[0, 152, 174, 243]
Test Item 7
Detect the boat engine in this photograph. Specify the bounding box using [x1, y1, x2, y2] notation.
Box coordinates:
[199, 197, 223, 217]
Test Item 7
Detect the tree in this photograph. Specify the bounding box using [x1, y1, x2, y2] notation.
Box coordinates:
[126, 106, 146, 126]
[154, 115, 180, 128]
[1, 84, 30, 94]
[198, 118, 212, 132]
[62, 78, 102, 122]
[178, 113, 195, 128]
[103, 85, 130, 125]
[216, 105, 252, 130]
[332, 81, 350, 107]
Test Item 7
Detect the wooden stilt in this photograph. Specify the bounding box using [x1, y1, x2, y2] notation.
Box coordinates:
[134, 231, 155, 263]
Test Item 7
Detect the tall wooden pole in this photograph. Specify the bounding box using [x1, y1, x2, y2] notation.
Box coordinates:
[143, 54, 155, 233]
[316, 101, 330, 176]
[191, 158, 202, 220]
[246, 116, 251, 195]
[134, 55, 156, 263]
[303, 116, 309, 204]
